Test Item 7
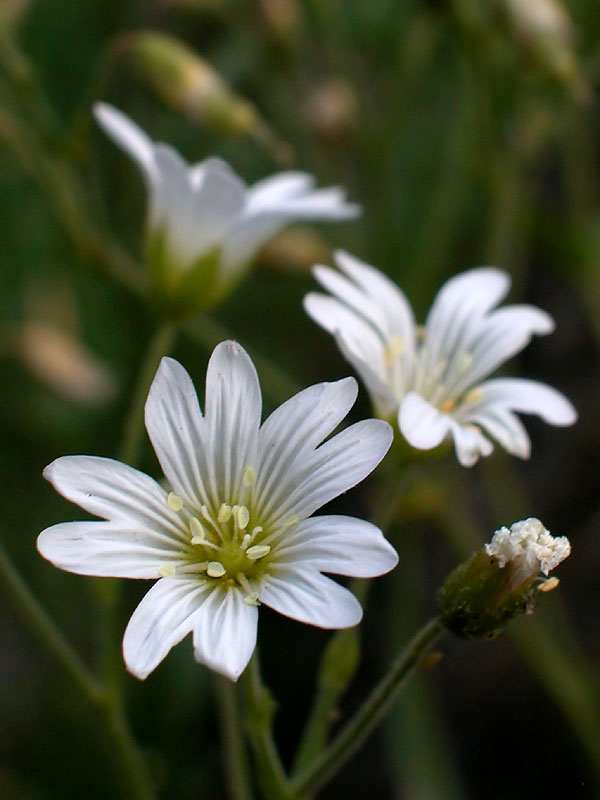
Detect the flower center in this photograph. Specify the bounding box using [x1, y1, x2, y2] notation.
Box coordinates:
[162, 488, 272, 606]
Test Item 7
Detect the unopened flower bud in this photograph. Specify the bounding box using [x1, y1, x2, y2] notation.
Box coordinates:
[438, 518, 570, 639]
[123, 31, 259, 137]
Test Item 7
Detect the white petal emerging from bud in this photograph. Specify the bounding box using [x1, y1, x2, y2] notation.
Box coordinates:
[485, 517, 571, 584]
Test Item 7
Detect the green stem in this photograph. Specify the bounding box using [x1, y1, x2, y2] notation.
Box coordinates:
[118, 320, 178, 465]
[0, 543, 155, 798]
[0, 542, 101, 702]
[216, 676, 255, 800]
[243, 652, 290, 800]
[290, 617, 444, 798]
[292, 456, 409, 774]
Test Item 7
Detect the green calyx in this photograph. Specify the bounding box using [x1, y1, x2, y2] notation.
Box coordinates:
[437, 550, 541, 640]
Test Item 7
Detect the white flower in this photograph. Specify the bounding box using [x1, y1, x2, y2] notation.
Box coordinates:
[38, 341, 396, 681]
[485, 517, 570, 590]
[304, 251, 577, 467]
[94, 103, 360, 306]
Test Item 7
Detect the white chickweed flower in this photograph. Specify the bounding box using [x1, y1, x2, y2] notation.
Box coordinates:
[38, 341, 397, 681]
[304, 250, 577, 467]
[94, 103, 360, 309]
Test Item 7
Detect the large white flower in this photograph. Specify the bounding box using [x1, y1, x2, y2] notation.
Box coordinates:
[38, 341, 396, 681]
[94, 103, 360, 308]
[304, 251, 577, 467]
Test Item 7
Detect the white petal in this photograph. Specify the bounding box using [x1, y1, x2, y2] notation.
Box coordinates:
[184, 156, 246, 255]
[475, 378, 577, 426]
[450, 421, 493, 467]
[245, 172, 316, 211]
[464, 405, 531, 459]
[222, 215, 290, 278]
[37, 520, 182, 578]
[334, 331, 398, 418]
[123, 577, 212, 679]
[43, 455, 186, 534]
[258, 419, 393, 526]
[145, 357, 213, 509]
[418, 268, 510, 390]
[260, 567, 362, 628]
[94, 102, 157, 183]
[204, 341, 261, 502]
[151, 145, 198, 258]
[192, 585, 258, 681]
[333, 251, 416, 353]
[271, 515, 398, 577]
[450, 306, 555, 394]
[399, 392, 451, 450]
[255, 377, 357, 512]
[303, 293, 389, 383]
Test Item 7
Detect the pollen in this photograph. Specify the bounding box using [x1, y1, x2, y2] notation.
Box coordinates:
[207, 561, 226, 578]
[218, 503, 232, 523]
[440, 399, 455, 412]
[538, 576, 560, 593]
[167, 492, 183, 512]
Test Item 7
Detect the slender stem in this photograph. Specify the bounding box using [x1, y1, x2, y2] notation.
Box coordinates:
[118, 320, 178, 465]
[216, 676, 255, 800]
[0, 542, 102, 703]
[289, 617, 444, 798]
[99, 690, 157, 800]
[0, 543, 156, 798]
[243, 652, 290, 800]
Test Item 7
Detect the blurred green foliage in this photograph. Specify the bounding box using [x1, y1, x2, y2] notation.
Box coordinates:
[1, 0, 600, 798]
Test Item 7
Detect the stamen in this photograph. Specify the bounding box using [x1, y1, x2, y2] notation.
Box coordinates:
[459, 352, 473, 374]
[207, 561, 226, 578]
[244, 593, 261, 606]
[167, 492, 183, 512]
[241, 534, 252, 550]
[247, 545, 271, 561]
[158, 564, 176, 577]
[235, 505, 250, 530]
[440, 399, 455, 412]
[190, 517, 205, 539]
[243, 466, 257, 487]
[538, 577, 560, 593]
[384, 335, 404, 367]
[218, 503, 232, 523]
[464, 388, 484, 406]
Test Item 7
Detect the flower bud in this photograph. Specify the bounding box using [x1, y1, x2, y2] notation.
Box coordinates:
[122, 31, 259, 137]
[438, 518, 570, 639]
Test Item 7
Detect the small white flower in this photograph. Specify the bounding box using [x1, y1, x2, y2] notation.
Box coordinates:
[38, 341, 396, 681]
[304, 250, 577, 466]
[94, 103, 360, 306]
[485, 517, 571, 590]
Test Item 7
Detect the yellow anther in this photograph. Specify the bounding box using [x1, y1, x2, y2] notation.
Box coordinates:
[440, 399, 455, 412]
[384, 336, 404, 367]
[235, 505, 250, 530]
[207, 561, 226, 578]
[200, 505, 213, 522]
[243, 592, 261, 606]
[538, 576, 560, 593]
[218, 503, 232, 523]
[158, 564, 176, 577]
[241, 534, 252, 550]
[190, 517, 205, 539]
[459, 352, 473, 374]
[167, 492, 183, 512]
[464, 388, 484, 406]
[243, 466, 257, 487]
[251, 525, 263, 537]
[246, 544, 271, 561]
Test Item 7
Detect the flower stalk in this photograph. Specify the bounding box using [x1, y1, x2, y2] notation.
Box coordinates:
[289, 617, 444, 798]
